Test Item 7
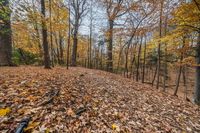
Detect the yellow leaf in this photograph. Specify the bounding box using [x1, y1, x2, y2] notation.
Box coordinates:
[24, 122, 40, 132]
[0, 108, 11, 116]
[112, 124, 120, 132]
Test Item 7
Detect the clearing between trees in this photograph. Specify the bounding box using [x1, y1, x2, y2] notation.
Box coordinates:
[0, 67, 200, 132]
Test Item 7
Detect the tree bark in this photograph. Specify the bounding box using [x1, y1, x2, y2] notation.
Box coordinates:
[66, 4, 71, 69]
[71, 29, 78, 66]
[142, 36, 147, 83]
[194, 32, 200, 104]
[49, 0, 54, 67]
[174, 37, 185, 96]
[136, 37, 143, 82]
[0, 0, 12, 66]
[41, 0, 51, 69]
[107, 19, 114, 72]
[156, 0, 163, 89]
[174, 65, 182, 96]
[59, 33, 64, 64]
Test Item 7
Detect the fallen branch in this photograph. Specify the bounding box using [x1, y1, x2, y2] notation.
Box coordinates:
[15, 117, 31, 133]
[38, 90, 60, 106]
[76, 107, 86, 116]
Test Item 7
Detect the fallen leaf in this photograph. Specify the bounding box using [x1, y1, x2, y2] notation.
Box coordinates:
[24, 122, 40, 132]
[0, 108, 11, 116]
[67, 108, 75, 116]
[112, 124, 120, 131]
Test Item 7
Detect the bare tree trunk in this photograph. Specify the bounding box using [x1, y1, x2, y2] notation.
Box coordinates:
[152, 64, 158, 86]
[88, 2, 93, 69]
[156, 0, 163, 89]
[136, 37, 143, 82]
[163, 14, 168, 91]
[71, 28, 78, 66]
[107, 19, 114, 72]
[174, 37, 185, 96]
[174, 65, 182, 96]
[194, 32, 200, 104]
[49, 0, 54, 67]
[142, 36, 147, 83]
[59, 33, 64, 64]
[66, 3, 71, 69]
[117, 38, 123, 73]
[182, 67, 188, 100]
[124, 46, 129, 78]
[41, 0, 51, 69]
[142, 36, 148, 83]
[55, 34, 60, 64]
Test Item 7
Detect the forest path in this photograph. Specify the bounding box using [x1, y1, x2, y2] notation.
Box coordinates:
[0, 67, 200, 132]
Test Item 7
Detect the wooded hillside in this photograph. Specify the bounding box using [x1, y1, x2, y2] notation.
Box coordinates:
[0, 0, 200, 132]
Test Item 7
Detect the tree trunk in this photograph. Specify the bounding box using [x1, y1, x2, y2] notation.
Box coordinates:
[41, 0, 51, 69]
[66, 3, 71, 69]
[174, 37, 185, 96]
[71, 28, 78, 66]
[182, 67, 188, 100]
[174, 65, 182, 96]
[194, 32, 200, 104]
[156, 0, 163, 89]
[0, 0, 12, 66]
[163, 15, 168, 91]
[152, 64, 158, 86]
[142, 36, 147, 83]
[107, 19, 114, 72]
[49, 0, 54, 67]
[59, 33, 64, 64]
[136, 37, 142, 82]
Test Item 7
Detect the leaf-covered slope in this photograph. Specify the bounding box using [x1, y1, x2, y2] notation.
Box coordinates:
[0, 67, 200, 132]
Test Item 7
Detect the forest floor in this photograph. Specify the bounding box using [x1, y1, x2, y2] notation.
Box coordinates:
[0, 66, 200, 133]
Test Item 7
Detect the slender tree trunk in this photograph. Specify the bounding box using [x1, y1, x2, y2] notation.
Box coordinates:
[66, 3, 71, 69]
[163, 15, 168, 91]
[174, 37, 185, 96]
[182, 67, 188, 100]
[55, 34, 60, 64]
[117, 38, 123, 73]
[194, 32, 200, 104]
[59, 33, 64, 64]
[124, 46, 129, 78]
[88, 3, 93, 69]
[152, 64, 158, 86]
[156, 0, 163, 89]
[49, 0, 54, 67]
[142, 36, 147, 83]
[71, 28, 78, 66]
[174, 65, 182, 96]
[41, 0, 51, 69]
[107, 19, 114, 72]
[136, 37, 143, 82]
[0, 0, 12, 66]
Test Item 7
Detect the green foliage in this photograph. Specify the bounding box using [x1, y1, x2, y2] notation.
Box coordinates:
[12, 48, 40, 65]
[0, 0, 11, 35]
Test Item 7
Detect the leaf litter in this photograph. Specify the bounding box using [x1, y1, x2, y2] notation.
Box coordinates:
[0, 66, 200, 132]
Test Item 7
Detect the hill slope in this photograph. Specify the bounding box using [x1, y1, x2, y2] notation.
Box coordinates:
[0, 67, 200, 132]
